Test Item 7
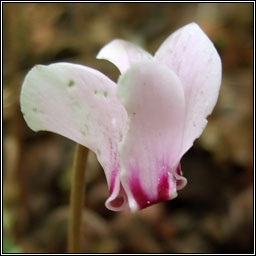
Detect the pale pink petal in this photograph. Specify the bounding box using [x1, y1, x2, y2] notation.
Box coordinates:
[155, 22, 222, 156]
[116, 60, 187, 211]
[20, 63, 128, 211]
[97, 39, 152, 73]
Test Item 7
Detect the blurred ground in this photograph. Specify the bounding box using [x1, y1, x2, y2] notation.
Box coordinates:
[2, 2, 254, 254]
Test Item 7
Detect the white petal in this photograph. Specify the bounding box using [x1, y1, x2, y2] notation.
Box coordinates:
[97, 39, 152, 73]
[20, 63, 128, 211]
[117, 60, 186, 211]
[155, 22, 222, 156]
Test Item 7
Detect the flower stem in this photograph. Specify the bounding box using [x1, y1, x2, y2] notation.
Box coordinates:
[68, 144, 89, 253]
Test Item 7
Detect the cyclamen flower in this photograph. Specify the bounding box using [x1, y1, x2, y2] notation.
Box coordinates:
[20, 23, 221, 211]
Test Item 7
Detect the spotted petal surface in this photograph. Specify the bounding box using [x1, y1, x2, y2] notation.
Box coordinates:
[155, 23, 222, 156]
[20, 63, 128, 211]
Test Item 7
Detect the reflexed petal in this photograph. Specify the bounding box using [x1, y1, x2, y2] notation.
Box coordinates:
[155, 22, 222, 156]
[97, 39, 152, 73]
[20, 63, 127, 211]
[117, 60, 186, 211]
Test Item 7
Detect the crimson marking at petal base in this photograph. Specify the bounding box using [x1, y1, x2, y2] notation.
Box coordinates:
[157, 172, 170, 201]
[130, 175, 152, 209]
[109, 166, 119, 194]
[108, 139, 119, 194]
[176, 163, 182, 175]
[110, 184, 126, 208]
[110, 197, 124, 208]
[130, 172, 171, 209]
[174, 163, 186, 189]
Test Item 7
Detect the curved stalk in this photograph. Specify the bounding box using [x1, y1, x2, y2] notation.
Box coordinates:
[68, 144, 89, 253]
